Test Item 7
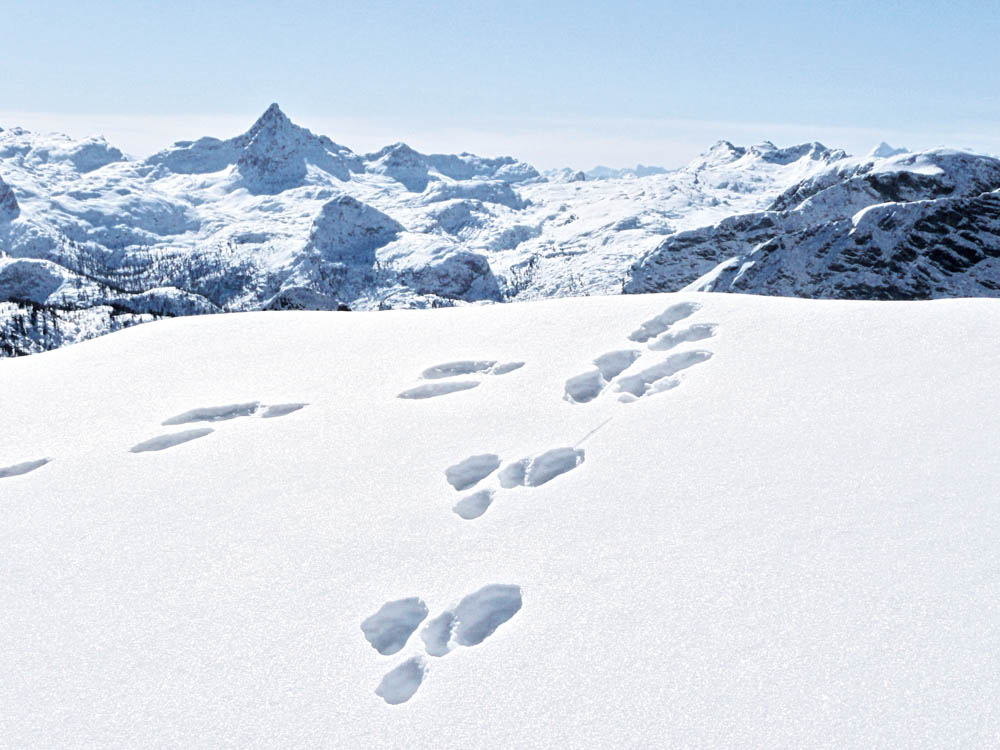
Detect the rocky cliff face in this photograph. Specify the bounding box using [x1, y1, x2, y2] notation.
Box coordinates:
[625, 149, 1000, 299]
[0, 173, 19, 222]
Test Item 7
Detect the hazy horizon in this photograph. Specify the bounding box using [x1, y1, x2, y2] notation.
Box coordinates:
[3, 106, 1000, 171]
[3, 0, 998, 169]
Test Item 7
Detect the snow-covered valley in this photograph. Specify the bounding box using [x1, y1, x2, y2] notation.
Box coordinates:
[3, 105, 1000, 356]
[3, 293, 999, 747]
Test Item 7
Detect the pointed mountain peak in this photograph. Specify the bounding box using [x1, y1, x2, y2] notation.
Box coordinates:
[261, 102, 289, 122]
[245, 103, 295, 138]
[687, 140, 747, 170]
[869, 142, 909, 158]
[707, 140, 739, 152]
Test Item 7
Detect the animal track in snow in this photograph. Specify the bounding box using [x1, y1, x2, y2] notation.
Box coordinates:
[163, 402, 260, 425]
[453, 489, 495, 520]
[445, 454, 501, 491]
[130, 428, 214, 453]
[361, 597, 429, 655]
[398, 359, 524, 399]
[262, 402, 308, 418]
[614, 350, 713, 401]
[420, 360, 524, 379]
[564, 349, 641, 403]
[0, 457, 51, 479]
[499, 447, 586, 488]
[368, 585, 522, 704]
[375, 656, 427, 705]
[490, 361, 525, 375]
[445, 448, 584, 519]
[648, 323, 717, 351]
[628, 302, 700, 343]
[566, 302, 717, 404]
[451, 584, 523, 646]
[162, 401, 307, 425]
[398, 381, 480, 399]
[420, 584, 523, 656]
[135, 400, 307, 453]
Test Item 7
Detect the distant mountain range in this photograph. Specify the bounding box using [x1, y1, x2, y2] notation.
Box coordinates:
[2, 104, 999, 355]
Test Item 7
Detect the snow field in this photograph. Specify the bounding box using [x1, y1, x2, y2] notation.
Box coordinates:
[2, 292, 1000, 747]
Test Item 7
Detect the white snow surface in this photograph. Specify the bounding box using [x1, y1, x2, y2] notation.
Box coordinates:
[3, 292, 1000, 747]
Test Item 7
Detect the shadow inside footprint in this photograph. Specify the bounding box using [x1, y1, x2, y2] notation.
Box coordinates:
[130, 428, 214, 453]
[445, 454, 501, 491]
[491, 361, 525, 375]
[564, 370, 605, 404]
[648, 323, 717, 352]
[262, 403, 308, 418]
[0, 457, 51, 479]
[614, 350, 713, 400]
[499, 447, 585, 488]
[564, 349, 641, 404]
[421, 360, 496, 379]
[420, 584, 522, 656]
[629, 302, 700, 343]
[375, 656, 427, 705]
[453, 584, 523, 646]
[398, 381, 480, 399]
[361, 597, 429, 656]
[453, 489, 495, 520]
[421, 612, 457, 656]
[163, 402, 260, 425]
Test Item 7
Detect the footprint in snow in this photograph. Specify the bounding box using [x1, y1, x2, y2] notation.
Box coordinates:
[130, 428, 214, 453]
[647, 322, 717, 352]
[614, 350, 713, 402]
[564, 302, 718, 404]
[361, 597, 430, 656]
[161, 401, 308, 425]
[130, 401, 309, 453]
[0, 457, 51, 479]
[397, 359, 524, 400]
[628, 301, 701, 343]
[445, 447, 585, 520]
[363, 585, 523, 704]
[564, 349, 641, 404]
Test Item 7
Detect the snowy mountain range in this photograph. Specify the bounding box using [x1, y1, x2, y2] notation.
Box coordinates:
[2, 104, 1000, 355]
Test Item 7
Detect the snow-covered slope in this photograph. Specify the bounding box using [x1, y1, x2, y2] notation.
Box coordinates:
[3, 107, 1000, 356]
[3, 294, 1000, 747]
[626, 148, 1000, 298]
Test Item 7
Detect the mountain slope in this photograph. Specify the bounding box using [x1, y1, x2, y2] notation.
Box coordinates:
[3, 108, 1000, 356]
[3, 294, 1000, 747]
[626, 149, 1000, 298]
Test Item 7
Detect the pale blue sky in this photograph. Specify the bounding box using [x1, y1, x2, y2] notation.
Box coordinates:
[2, 0, 998, 168]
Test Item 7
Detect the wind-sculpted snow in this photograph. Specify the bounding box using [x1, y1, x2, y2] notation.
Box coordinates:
[5, 105, 1000, 356]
